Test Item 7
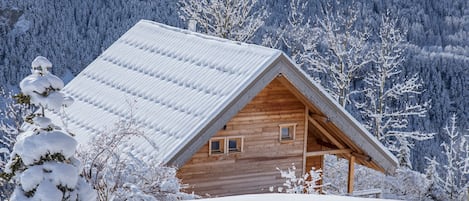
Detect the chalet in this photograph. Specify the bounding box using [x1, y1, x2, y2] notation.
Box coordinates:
[51, 20, 398, 197]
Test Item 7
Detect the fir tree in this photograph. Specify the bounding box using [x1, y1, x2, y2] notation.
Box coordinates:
[2, 56, 96, 201]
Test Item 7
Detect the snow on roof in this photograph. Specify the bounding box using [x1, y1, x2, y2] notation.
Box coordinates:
[47, 20, 397, 172]
[49, 20, 281, 163]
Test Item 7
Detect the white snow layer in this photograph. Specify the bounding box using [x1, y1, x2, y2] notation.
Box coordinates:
[190, 193, 399, 201]
[12, 130, 77, 165]
[31, 56, 52, 68]
[48, 20, 280, 164]
[33, 116, 52, 129]
[19, 72, 65, 112]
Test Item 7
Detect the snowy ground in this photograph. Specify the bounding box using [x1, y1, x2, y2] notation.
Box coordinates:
[190, 193, 399, 201]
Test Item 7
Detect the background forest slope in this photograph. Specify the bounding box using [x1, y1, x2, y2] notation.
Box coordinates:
[0, 0, 468, 173]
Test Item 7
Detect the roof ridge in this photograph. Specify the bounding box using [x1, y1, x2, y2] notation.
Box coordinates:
[138, 19, 282, 54]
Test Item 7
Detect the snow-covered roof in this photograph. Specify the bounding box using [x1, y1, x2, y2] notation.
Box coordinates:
[49, 20, 397, 173]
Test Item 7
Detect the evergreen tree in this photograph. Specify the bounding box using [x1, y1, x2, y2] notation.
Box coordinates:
[1, 56, 96, 201]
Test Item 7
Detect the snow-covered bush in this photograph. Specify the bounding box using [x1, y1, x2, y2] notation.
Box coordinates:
[77, 110, 197, 201]
[323, 155, 384, 195]
[272, 164, 324, 194]
[323, 155, 435, 200]
[383, 168, 432, 201]
[1, 56, 96, 201]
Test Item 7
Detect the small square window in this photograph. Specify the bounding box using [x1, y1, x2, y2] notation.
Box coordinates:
[281, 127, 291, 139]
[228, 137, 243, 153]
[279, 123, 296, 142]
[209, 138, 225, 155]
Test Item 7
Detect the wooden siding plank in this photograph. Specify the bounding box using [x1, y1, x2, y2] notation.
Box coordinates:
[178, 78, 309, 197]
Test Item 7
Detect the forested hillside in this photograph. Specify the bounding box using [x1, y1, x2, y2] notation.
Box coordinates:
[0, 0, 467, 175]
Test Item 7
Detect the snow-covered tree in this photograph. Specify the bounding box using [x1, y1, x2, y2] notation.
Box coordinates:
[354, 14, 433, 168]
[1, 56, 96, 201]
[262, 0, 314, 56]
[383, 168, 431, 200]
[77, 107, 197, 201]
[438, 114, 468, 200]
[300, 2, 374, 107]
[178, 0, 268, 42]
[0, 88, 36, 199]
[272, 164, 323, 194]
[424, 156, 446, 200]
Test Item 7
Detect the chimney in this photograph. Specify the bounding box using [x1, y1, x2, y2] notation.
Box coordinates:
[188, 19, 197, 32]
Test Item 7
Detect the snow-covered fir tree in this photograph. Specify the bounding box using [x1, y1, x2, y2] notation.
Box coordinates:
[1, 56, 96, 201]
[0, 88, 36, 198]
[424, 156, 446, 200]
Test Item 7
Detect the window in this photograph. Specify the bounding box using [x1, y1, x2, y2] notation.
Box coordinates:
[228, 137, 243, 152]
[279, 123, 297, 142]
[209, 136, 243, 155]
[209, 138, 225, 155]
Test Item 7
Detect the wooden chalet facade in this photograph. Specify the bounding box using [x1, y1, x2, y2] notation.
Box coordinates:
[52, 20, 398, 198]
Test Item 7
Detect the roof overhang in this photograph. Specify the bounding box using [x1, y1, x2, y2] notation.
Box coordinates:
[276, 54, 398, 174]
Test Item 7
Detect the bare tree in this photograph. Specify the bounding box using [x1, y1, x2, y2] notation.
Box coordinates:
[178, 0, 268, 42]
[438, 114, 468, 200]
[355, 14, 433, 168]
[78, 107, 196, 201]
[300, 3, 374, 106]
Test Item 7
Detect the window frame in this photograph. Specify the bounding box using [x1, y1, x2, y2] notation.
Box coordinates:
[208, 136, 244, 155]
[227, 136, 244, 153]
[209, 137, 226, 155]
[279, 123, 297, 142]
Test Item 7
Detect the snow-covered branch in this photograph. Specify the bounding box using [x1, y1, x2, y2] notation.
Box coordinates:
[354, 12, 433, 168]
[179, 0, 268, 42]
[272, 164, 324, 194]
[78, 109, 196, 201]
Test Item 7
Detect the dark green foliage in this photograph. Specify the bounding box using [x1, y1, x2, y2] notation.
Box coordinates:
[35, 152, 68, 165]
[0, 155, 24, 182]
[13, 93, 30, 106]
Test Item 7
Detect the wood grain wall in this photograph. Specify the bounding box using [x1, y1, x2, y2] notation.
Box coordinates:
[178, 78, 309, 197]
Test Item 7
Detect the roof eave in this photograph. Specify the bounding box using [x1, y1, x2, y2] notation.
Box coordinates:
[276, 53, 398, 174]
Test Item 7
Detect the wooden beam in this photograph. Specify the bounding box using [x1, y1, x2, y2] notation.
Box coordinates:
[305, 149, 352, 157]
[308, 116, 345, 149]
[348, 156, 355, 194]
[351, 152, 372, 162]
[315, 139, 339, 149]
[310, 113, 329, 123]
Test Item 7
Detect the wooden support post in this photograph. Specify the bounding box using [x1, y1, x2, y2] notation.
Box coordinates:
[303, 106, 308, 175]
[347, 156, 355, 194]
